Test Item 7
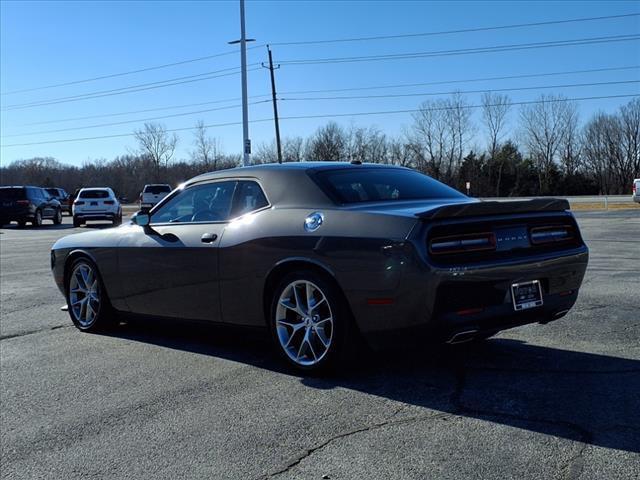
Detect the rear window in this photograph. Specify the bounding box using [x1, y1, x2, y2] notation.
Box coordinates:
[0, 187, 26, 200]
[46, 188, 61, 197]
[144, 185, 171, 194]
[79, 190, 110, 199]
[313, 168, 466, 204]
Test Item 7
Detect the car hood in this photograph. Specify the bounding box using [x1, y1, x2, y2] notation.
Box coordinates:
[52, 223, 134, 250]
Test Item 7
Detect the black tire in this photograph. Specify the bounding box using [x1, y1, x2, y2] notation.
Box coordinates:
[112, 212, 122, 226]
[17, 220, 26, 228]
[73, 216, 81, 227]
[269, 270, 350, 373]
[32, 210, 42, 227]
[53, 208, 62, 225]
[65, 257, 113, 332]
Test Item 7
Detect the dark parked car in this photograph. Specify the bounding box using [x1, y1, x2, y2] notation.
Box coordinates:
[50, 162, 589, 372]
[45, 187, 71, 214]
[1, 186, 63, 227]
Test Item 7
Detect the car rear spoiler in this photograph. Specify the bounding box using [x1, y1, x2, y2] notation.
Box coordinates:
[417, 198, 571, 220]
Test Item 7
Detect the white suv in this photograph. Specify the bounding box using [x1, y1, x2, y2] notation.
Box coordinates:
[633, 179, 640, 203]
[73, 188, 122, 227]
[140, 184, 172, 210]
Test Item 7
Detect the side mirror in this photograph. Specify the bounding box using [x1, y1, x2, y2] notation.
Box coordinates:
[133, 213, 150, 227]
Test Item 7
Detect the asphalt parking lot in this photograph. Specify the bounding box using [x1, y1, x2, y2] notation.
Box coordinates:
[1, 210, 639, 480]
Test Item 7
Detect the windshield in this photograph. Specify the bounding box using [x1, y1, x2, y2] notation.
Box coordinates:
[313, 168, 465, 204]
[79, 190, 110, 199]
[144, 185, 171, 194]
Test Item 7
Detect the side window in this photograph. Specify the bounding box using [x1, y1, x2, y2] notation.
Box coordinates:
[29, 188, 42, 200]
[151, 181, 237, 224]
[231, 181, 269, 218]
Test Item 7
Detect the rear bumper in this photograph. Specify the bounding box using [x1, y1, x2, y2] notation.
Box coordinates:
[0, 207, 35, 222]
[74, 212, 117, 221]
[353, 244, 589, 350]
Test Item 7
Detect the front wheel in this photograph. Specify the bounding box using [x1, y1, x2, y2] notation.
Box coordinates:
[270, 271, 349, 373]
[66, 258, 112, 331]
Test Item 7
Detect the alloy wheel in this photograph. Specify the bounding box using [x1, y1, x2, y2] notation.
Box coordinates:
[69, 263, 101, 328]
[275, 280, 334, 367]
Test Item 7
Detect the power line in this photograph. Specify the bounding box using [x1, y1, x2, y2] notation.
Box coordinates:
[17, 64, 639, 127]
[2, 93, 637, 148]
[279, 34, 640, 65]
[2, 100, 273, 138]
[270, 13, 640, 46]
[2, 13, 636, 96]
[280, 65, 640, 95]
[0, 44, 266, 96]
[1, 66, 262, 111]
[22, 94, 272, 126]
[281, 79, 640, 102]
[8, 79, 636, 138]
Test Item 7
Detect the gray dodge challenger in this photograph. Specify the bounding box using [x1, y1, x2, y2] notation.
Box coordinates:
[51, 162, 589, 372]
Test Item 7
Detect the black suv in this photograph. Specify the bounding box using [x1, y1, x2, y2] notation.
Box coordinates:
[45, 187, 71, 215]
[0, 186, 63, 227]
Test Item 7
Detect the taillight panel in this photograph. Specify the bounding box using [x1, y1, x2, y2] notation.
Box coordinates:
[429, 232, 496, 255]
[529, 225, 575, 245]
[425, 214, 582, 264]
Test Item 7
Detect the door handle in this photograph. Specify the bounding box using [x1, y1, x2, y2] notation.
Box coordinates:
[201, 233, 218, 244]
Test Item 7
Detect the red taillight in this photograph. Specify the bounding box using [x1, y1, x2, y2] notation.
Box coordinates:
[530, 225, 574, 245]
[104, 200, 115, 205]
[429, 232, 496, 255]
[16, 199, 30, 205]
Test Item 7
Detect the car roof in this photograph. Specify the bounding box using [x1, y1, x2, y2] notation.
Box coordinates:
[187, 161, 405, 183]
[184, 161, 409, 208]
[79, 187, 112, 191]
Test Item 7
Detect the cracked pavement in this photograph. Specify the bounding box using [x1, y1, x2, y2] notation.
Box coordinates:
[1, 210, 639, 479]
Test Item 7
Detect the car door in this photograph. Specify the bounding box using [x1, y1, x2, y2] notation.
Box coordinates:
[117, 180, 237, 322]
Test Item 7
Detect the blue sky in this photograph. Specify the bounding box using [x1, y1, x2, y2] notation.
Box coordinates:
[1, 0, 639, 166]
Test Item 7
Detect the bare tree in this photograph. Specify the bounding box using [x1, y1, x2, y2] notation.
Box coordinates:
[190, 120, 222, 171]
[619, 98, 640, 186]
[411, 93, 473, 182]
[559, 106, 582, 176]
[282, 136, 304, 162]
[305, 122, 347, 161]
[134, 122, 178, 179]
[482, 92, 511, 158]
[519, 95, 576, 194]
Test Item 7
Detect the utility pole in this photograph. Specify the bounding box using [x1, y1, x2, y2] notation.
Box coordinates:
[228, 0, 254, 166]
[262, 45, 282, 163]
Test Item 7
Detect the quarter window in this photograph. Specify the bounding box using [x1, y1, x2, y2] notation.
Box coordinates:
[231, 181, 268, 217]
[151, 181, 237, 224]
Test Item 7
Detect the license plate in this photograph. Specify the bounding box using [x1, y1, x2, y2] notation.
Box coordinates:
[511, 280, 543, 311]
[90, 201, 98, 206]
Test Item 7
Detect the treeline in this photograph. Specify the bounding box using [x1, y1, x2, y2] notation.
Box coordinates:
[1, 96, 638, 200]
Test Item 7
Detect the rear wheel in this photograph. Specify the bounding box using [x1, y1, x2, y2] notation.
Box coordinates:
[73, 216, 82, 227]
[66, 258, 112, 331]
[17, 220, 26, 228]
[270, 271, 349, 373]
[53, 208, 62, 225]
[32, 210, 42, 227]
[112, 212, 122, 226]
